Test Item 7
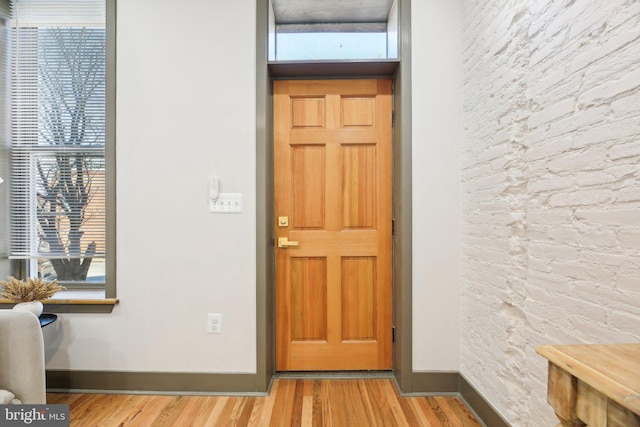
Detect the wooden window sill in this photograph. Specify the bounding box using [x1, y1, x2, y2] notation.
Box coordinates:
[0, 290, 118, 313]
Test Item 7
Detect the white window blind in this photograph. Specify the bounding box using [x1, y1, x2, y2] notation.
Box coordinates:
[9, 0, 106, 282]
[10, 0, 104, 27]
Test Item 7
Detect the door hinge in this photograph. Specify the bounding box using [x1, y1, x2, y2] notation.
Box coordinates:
[392, 326, 396, 343]
[392, 219, 396, 236]
[392, 109, 396, 128]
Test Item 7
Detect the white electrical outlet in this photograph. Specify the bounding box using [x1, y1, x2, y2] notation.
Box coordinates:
[207, 313, 222, 334]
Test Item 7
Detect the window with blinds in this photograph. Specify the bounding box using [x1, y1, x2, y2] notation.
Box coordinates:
[9, 0, 106, 285]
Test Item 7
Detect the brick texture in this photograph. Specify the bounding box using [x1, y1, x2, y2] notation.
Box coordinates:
[461, 1, 640, 426]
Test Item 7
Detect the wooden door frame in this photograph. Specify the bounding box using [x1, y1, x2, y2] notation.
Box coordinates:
[255, 0, 413, 392]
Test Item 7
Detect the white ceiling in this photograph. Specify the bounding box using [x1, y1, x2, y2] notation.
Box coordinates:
[271, 0, 395, 25]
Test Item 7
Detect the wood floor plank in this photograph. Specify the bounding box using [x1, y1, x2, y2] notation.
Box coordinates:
[269, 379, 296, 427]
[357, 379, 382, 427]
[173, 396, 213, 426]
[71, 393, 119, 426]
[320, 379, 334, 427]
[188, 396, 223, 427]
[200, 397, 231, 427]
[127, 396, 175, 427]
[234, 398, 257, 426]
[246, 396, 267, 427]
[290, 380, 304, 427]
[340, 379, 377, 426]
[46, 378, 483, 427]
[151, 395, 209, 427]
[149, 396, 190, 427]
[47, 392, 82, 406]
[407, 399, 432, 427]
[427, 395, 470, 427]
[379, 378, 413, 427]
[311, 379, 324, 427]
[397, 393, 426, 427]
[97, 394, 147, 427]
[444, 396, 481, 427]
[414, 397, 446, 427]
[362, 378, 403, 427]
[432, 396, 465, 427]
[301, 395, 313, 427]
[249, 379, 278, 427]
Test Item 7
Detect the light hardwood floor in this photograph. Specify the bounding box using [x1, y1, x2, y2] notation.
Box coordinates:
[47, 378, 483, 426]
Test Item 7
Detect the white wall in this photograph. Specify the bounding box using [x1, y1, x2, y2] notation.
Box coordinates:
[43, 0, 468, 376]
[38, 0, 467, 376]
[30, 0, 467, 377]
[461, 0, 640, 425]
[45, 0, 257, 373]
[411, 0, 463, 371]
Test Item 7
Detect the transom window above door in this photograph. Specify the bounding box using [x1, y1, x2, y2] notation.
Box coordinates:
[269, 0, 398, 61]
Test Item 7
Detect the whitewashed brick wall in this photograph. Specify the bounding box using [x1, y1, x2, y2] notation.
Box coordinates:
[461, 1, 640, 426]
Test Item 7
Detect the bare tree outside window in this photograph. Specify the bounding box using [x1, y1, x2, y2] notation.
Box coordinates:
[35, 27, 106, 281]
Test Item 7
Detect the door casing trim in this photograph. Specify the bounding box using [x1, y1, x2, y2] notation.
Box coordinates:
[255, 0, 413, 392]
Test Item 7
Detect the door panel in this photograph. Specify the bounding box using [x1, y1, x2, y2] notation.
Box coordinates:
[291, 257, 327, 340]
[275, 79, 392, 371]
[341, 257, 376, 340]
[291, 146, 325, 229]
[342, 144, 377, 229]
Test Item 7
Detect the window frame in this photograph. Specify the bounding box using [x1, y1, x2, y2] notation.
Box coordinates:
[2, 0, 116, 312]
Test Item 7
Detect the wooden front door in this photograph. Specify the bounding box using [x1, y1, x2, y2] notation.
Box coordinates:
[274, 79, 393, 371]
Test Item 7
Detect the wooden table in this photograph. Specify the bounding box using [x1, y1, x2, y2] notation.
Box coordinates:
[537, 344, 640, 427]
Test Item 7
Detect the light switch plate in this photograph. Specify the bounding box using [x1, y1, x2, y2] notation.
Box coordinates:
[209, 193, 242, 213]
